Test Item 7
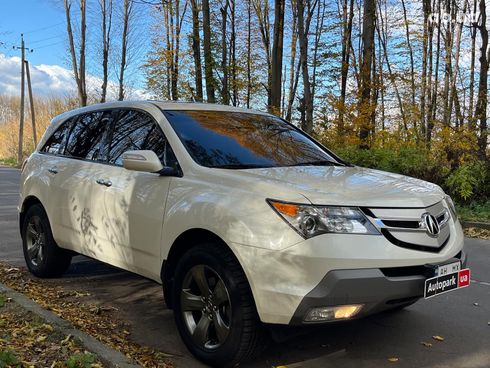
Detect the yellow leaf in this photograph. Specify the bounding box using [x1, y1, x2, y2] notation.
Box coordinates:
[36, 335, 47, 342]
[432, 335, 445, 341]
[388, 358, 399, 362]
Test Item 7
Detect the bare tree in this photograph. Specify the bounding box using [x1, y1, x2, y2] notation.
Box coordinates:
[296, 0, 314, 134]
[100, 0, 113, 103]
[64, 0, 87, 106]
[202, 0, 215, 102]
[338, 0, 354, 133]
[475, 0, 489, 159]
[220, 0, 230, 104]
[358, 0, 375, 146]
[271, 0, 285, 114]
[118, 0, 132, 101]
[190, 0, 203, 101]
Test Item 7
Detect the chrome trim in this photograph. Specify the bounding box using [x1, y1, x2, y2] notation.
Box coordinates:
[367, 208, 450, 234]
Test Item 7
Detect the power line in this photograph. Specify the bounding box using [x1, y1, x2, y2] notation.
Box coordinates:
[30, 35, 61, 45]
[23, 21, 64, 35]
[35, 41, 64, 49]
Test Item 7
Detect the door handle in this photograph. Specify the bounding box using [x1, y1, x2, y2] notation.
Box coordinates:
[48, 167, 58, 174]
[96, 179, 112, 187]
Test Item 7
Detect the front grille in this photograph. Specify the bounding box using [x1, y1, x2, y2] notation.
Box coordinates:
[364, 201, 451, 253]
[381, 219, 420, 229]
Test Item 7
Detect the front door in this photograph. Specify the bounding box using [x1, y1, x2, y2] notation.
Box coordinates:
[91, 108, 179, 280]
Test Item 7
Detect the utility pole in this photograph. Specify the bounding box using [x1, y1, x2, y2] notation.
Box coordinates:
[25, 60, 37, 146]
[14, 34, 33, 164]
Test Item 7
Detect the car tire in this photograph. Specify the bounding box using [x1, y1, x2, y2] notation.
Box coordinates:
[172, 243, 266, 367]
[21, 204, 72, 278]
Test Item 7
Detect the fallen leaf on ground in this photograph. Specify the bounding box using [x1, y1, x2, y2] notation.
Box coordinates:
[388, 357, 399, 362]
[432, 335, 445, 341]
[421, 342, 432, 348]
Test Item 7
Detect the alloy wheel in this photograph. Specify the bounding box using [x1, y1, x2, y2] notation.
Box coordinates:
[180, 265, 232, 350]
[25, 216, 45, 267]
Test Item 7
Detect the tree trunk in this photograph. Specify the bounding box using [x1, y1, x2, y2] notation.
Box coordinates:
[339, 0, 354, 134]
[285, 0, 298, 121]
[420, 0, 431, 137]
[475, 0, 489, 159]
[253, 0, 272, 108]
[468, 0, 478, 128]
[220, 1, 229, 104]
[271, 0, 285, 114]
[118, 0, 131, 101]
[100, 0, 112, 103]
[296, 0, 313, 134]
[358, 0, 375, 147]
[64, 0, 87, 106]
[246, 0, 252, 108]
[230, 0, 238, 106]
[202, 0, 215, 102]
[191, 0, 203, 102]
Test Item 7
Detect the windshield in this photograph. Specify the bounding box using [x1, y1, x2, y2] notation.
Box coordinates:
[163, 110, 340, 169]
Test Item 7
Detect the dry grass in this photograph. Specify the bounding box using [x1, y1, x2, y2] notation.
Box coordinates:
[0, 94, 79, 163]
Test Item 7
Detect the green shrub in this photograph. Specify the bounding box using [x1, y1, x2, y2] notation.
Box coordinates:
[65, 352, 96, 368]
[0, 351, 19, 368]
[445, 161, 489, 202]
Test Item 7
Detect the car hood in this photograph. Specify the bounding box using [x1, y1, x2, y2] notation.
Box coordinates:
[225, 165, 445, 208]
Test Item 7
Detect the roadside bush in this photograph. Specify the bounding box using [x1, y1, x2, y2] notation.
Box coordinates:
[445, 161, 489, 202]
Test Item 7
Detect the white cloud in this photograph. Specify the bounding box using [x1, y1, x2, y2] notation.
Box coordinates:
[0, 53, 148, 100]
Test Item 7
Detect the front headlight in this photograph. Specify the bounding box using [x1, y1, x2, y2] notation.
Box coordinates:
[267, 199, 380, 239]
[445, 195, 458, 218]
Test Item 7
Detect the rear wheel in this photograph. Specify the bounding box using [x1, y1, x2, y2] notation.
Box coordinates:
[22, 204, 72, 278]
[172, 243, 266, 367]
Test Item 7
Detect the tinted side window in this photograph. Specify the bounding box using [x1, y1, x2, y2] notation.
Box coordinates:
[108, 110, 178, 168]
[65, 111, 110, 161]
[41, 118, 73, 154]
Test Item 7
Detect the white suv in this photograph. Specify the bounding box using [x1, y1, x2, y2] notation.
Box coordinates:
[19, 101, 467, 367]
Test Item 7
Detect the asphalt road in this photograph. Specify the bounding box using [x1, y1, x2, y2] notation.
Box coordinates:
[1, 166, 489, 368]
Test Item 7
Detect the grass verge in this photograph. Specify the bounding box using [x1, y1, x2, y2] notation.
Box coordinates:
[0, 264, 172, 368]
[0, 292, 102, 368]
[457, 201, 490, 223]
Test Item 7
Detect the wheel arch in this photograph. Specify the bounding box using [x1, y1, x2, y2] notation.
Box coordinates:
[161, 228, 253, 309]
[19, 195, 43, 236]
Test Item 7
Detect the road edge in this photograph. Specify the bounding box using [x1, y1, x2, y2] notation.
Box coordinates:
[0, 282, 140, 368]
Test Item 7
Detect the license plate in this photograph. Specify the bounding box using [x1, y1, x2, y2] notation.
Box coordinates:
[424, 268, 471, 299]
[436, 261, 461, 276]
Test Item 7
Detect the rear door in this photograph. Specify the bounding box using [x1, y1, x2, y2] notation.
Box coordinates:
[36, 117, 75, 243]
[92, 108, 179, 280]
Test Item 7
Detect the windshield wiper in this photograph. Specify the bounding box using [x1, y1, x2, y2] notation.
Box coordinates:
[287, 160, 343, 167]
[212, 163, 273, 169]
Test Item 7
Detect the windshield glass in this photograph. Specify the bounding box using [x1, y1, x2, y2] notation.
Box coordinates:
[163, 110, 339, 169]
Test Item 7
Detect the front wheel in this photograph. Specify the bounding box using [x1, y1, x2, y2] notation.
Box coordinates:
[172, 243, 266, 367]
[21, 204, 72, 278]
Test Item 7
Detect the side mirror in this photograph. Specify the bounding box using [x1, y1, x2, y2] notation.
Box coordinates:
[122, 150, 164, 173]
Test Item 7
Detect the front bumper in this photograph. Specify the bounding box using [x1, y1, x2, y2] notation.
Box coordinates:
[290, 250, 467, 324]
[230, 216, 466, 325]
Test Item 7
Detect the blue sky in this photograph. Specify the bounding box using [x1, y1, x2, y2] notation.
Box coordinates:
[0, 0, 150, 98]
[0, 0, 66, 66]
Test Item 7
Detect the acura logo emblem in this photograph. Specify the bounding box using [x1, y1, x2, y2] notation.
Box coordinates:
[422, 213, 440, 237]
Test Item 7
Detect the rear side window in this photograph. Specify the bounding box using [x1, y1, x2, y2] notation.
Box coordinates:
[65, 111, 110, 161]
[108, 109, 178, 168]
[41, 118, 73, 154]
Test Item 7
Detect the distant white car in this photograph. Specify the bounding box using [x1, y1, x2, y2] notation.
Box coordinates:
[19, 101, 468, 367]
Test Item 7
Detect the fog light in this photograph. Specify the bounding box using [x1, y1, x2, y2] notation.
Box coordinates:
[304, 304, 363, 322]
